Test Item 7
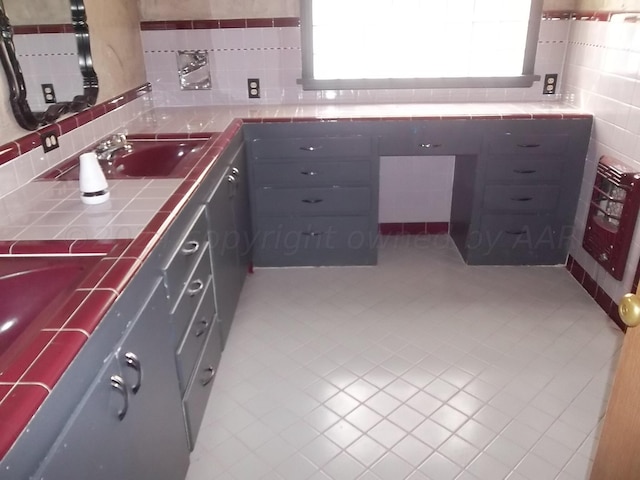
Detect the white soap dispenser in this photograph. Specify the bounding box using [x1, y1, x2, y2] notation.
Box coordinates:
[78, 151, 110, 205]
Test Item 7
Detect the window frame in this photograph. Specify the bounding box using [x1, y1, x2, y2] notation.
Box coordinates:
[299, 0, 543, 91]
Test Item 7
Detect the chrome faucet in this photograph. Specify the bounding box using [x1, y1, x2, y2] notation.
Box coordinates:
[95, 133, 132, 162]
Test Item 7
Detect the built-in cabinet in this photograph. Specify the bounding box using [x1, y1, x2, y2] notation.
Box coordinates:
[207, 135, 251, 346]
[452, 119, 592, 265]
[245, 126, 379, 267]
[246, 118, 592, 267]
[33, 281, 189, 480]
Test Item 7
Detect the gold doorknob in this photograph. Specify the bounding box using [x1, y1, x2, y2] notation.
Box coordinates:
[619, 293, 640, 328]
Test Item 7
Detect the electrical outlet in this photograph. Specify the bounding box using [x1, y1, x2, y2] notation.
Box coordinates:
[543, 74, 558, 95]
[41, 84, 57, 104]
[40, 130, 59, 153]
[248, 78, 260, 99]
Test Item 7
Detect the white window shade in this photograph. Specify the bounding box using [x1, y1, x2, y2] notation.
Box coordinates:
[300, 0, 542, 90]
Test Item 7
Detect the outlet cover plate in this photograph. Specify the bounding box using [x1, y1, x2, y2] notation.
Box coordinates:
[40, 131, 59, 153]
[41, 84, 57, 104]
[543, 74, 558, 95]
[248, 78, 260, 99]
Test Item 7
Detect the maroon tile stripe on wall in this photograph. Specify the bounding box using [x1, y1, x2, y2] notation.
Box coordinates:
[12, 24, 74, 34]
[0, 83, 151, 168]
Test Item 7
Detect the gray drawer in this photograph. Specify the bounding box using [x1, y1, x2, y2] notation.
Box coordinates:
[487, 133, 569, 155]
[254, 186, 371, 216]
[183, 320, 222, 450]
[377, 120, 480, 156]
[468, 214, 570, 265]
[175, 279, 215, 394]
[171, 244, 213, 342]
[485, 155, 565, 183]
[482, 185, 560, 212]
[252, 160, 371, 187]
[251, 136, 373, 159]
[163, 206, 209, 305]
[253, 215, 376, 266]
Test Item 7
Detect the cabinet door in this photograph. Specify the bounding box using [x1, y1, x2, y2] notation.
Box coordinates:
[117, 281, 189, 480]
[34, 357, 127, 480]
[230, 145, 251, 291]
[208, 169, 239, 346]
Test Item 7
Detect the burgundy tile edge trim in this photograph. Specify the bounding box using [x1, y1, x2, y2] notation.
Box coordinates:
[566, 255, 627, 332]
[0, 83, 151, 167]
[4, 238, 127, 255]
[140, 17, 300, 30]
[379, 222, 450, 235]
[139, 12, 640, 31]
[13, 24, 73, 35]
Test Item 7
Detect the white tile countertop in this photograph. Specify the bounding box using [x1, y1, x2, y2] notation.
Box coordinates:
[0, 101, 591, 243]
[125, 101, 589, 135]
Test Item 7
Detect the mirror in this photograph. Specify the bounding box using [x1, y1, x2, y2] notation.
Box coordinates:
[0, 0, 98, 130]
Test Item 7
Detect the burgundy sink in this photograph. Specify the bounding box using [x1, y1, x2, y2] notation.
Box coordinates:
[0, 256, 100, 364]
[40, 137, 209, 181]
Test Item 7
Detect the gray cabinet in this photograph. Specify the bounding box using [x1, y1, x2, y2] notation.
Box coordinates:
[246, 124, 379, 267]
[34, 281, 189, 480]
[452, 118, 592, 265]
[207, 133, 251, 347]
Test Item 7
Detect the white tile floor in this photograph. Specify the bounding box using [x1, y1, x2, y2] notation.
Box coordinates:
[187, 235, 623, 480]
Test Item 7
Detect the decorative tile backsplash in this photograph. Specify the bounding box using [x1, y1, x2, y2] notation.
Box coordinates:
[141, 18, 571, 107]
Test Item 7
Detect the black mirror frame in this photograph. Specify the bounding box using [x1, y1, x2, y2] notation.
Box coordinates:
[0, 0, 98, 131]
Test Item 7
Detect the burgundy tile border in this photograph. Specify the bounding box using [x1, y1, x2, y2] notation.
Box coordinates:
[0, 242, 12, 254]
[96, 258, 142, 294]
[9, 240, 75, 255]
[141, 17, 300, 30]
[43, 290, 90, 329]
[64, 290, 119, 333]
[0, 142, 20, 167]
[22, 332, 87, 388]
[379, 222, 449, 235]
[0, 331, 57, 383]
[13, 24, 73, 35]
[0, 385, 49, 459]
[0, 83, 151, 167]
[566, 256, 627, 332]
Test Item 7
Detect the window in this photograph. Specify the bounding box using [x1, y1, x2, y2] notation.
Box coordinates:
[300, 0, 542, 90]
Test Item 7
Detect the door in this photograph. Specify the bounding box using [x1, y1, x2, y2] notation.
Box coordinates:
[207, 167, 238, 346]
[117, 280, 189, 480]
[590, 290, 640, 479]
[34, 357, 127, 480]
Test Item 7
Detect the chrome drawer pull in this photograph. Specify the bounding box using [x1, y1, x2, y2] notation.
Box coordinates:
[505, 229, 527, 235]
[181, 240, 200, 256]
[300, 146, 320, 152]
[302, 198, 324, 204]
[110, 375, 128, 421]
[301, 171, 318, 176]
[195, 319, 210, 338]
[201, 366, 216, 386]
[517, 143, 541, 148]
[302, 231, 324, 237]
[124, 352, 142, 394]
[510, 197, 533, 202]
[187, 279, 204, 296]
[513, 169, 537, 174]
[227, 174, 237, 184]
[419, 143, 442, 149]
[231, 167, 240, 176]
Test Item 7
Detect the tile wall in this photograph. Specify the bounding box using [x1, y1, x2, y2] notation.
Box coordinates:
[141, 19, 571, 107]
[563, 12, 640, 303]
[12, 29, 82, 112]
[0, 88, 152, 200]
